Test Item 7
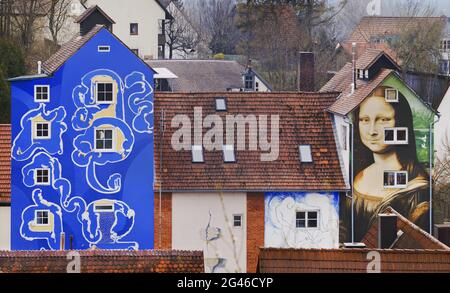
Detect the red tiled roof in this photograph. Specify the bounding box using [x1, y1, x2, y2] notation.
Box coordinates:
[75, 5, 116, 24]
[355, 48, 400, 71]
[0, 124, 10, 204]
[258, 248, 450, 273]
[327, 68, 394, 116]
[154, 92, 347, 192]
[362, 207, 450, 250]
[0, 250, 204, 273]
[347, 16, 446, 43]
[42, 25, 104, 75]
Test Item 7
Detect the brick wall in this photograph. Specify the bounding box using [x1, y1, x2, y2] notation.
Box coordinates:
[154, 192, 172, 249]
[246, 192, 265, 273]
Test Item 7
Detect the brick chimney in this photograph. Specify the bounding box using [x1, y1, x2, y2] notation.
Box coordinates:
[298, 52, 315, 92]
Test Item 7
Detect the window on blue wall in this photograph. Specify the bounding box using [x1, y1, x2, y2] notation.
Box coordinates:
[296, 211, 319, 228]
[35, 168, 50, 185]
[96, 82, 114, 104]
[35, 210, 49, 225]
[34, 85, 50, 102]
[95, 128, 114, 152]
[33, 122, 51, 139]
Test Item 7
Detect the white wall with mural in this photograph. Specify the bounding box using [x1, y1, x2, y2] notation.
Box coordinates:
[264, 192, 340, 249]
[0, 206, 10, 250]
[172, 192, 247, 273]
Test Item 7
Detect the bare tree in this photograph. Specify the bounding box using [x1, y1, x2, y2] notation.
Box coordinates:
[0, 0, 13, 37]
[434, 134, 450, 224]
[10, 0, 48, 51]
[164, 1, 201, 59]
[46, 0, 71, 50]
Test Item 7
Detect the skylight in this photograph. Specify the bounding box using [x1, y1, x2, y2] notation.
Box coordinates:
[192, 145, 204, 163]
[215, 97, 227, 111]
[223, 144, 236, 163]
[299, 145, 313, 163]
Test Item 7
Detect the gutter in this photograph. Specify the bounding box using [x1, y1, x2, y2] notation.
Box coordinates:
[429, 113, 441, 234]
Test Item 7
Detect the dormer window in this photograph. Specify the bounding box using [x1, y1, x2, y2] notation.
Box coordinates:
[192, 145, 204, 163]
[34, 85, 50, 102]
[215, 97, 227, 111]
[96, 82, 114, 104]
[364, 70, 369, 79]
[299, 145, 313, 163]
[244, 74, 254, 91]
[98, 45, 110, 52]
[385, 88, 398, 103]
[223, 144, 236, 163]
[358, 70, 364, 79]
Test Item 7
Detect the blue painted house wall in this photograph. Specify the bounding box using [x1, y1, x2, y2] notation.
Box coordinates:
[10, 28, 155, 250]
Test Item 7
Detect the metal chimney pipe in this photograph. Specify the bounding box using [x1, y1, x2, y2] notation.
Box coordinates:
[37, 61, 42, 75]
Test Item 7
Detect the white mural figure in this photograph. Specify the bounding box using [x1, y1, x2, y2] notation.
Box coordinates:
[265, 192, 339, 249]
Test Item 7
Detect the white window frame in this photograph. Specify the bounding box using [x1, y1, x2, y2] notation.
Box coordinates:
[94, 204, 115, 213]
[385, 88, 399, 103]
[384, 127, 408, 145]
[192, 145, 204, 163]
[233, 214, 243, 228]
[34, 85, 50, 103]
[98, 45, 111, 52]
[94, 127, 116, 153]
[95, 82, 115, 104]
[341, 124, 348, 151]
[34, 168, 51, 186]
[33, 121, 51, 140]
[384, 171, 408, 189]
[299, 145, 313, 163]
[364, 70, 369, 79]
[358, 69, 364, 79]
[34, 210, 50, 226]
[296, 210, 320, 229]
[223, 144, 236, 163]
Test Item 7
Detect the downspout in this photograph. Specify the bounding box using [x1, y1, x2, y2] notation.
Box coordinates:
[159, 109, 166, 248]
[429, 113, 441, 235]
[344, 116, 355, 243]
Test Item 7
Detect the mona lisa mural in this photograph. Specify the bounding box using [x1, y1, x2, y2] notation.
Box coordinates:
[341, 75, 436, 242]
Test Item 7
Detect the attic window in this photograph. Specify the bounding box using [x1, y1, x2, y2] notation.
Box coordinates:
[215, 97, 227, 111]
[358, 70, 364, 79]
[192, 145, 204, 163]
[385, 88, 398, 102]
[299, 145, 313, 163]
[364, 70, 369, 79]
[223, 144, 236, 163]
[98, 45, 110, 52]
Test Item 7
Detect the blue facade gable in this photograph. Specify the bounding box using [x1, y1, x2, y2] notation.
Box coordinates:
[10, 28, 155, 250]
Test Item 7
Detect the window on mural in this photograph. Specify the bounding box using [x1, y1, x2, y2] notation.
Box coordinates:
[94, 204, 114, 212]
[296, 211, 319, 228]
[384, 171, 408, 188]
[34, 85, 49, 102]
[34, 122, 50, 139]
[130, 23, 138, 35]
[95, 129, 114, 151]
[35, 210, 49, 225]
[384, 128, 408, 144]
[98, 45, 110, 52]
[35, 169, 50, 185]
[233, 214, 242, 227]
[96, 82, 114, 103]
[385, 88, 398, 102]
[192, 145, 204, 163]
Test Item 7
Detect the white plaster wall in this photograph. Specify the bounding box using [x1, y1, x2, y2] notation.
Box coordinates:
[436, 86, 450, 161]
[333, 114, 350, 182]
[0, 206, 11, 250]
[86, 0, 166, 59]
[264, 193, 339, 249]
[255, 76, 271, 92]
[172, 192, 247, 273]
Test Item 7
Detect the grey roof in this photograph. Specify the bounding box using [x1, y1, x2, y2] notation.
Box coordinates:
[42, 25, 104, 75]
[147, 59, 271, 92]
